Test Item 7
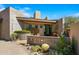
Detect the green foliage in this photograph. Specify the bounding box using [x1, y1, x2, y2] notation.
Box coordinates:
[14, 30, 31, 33]
[31, 45, 42, 52]
[64, 16, 79, 29]
[45, 16, 48, 20]
[54, 35, 73, 55]
[41, 44, 50, 51]
[11, 33, 17, 36]
[11, 33, 18, 40]
[31, 44, 49, 53]
[65, 16, 79, 24]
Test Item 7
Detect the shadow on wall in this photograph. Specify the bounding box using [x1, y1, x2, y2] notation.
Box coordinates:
[0, 38, 11, 41]
[71, 37, 78, 55]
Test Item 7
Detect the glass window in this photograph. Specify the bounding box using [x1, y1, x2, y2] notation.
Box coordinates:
[40, 25, 43, 28]
[29, 24, 32, 30]
[35, 25, 38, 28]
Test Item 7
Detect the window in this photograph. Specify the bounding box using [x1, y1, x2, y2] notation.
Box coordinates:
[35, 25, 38, 28]
[29, 24, 32, 30]
[40, 25, 43, 28]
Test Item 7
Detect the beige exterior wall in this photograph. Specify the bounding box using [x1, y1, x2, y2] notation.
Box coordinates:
[51, 24, 57, 33]
[0, 7, 25, 39]
[9, 7, 23, 37]
[70, 22, 79, 54]
[0, 8, 10, 39]
[39, 27, 45, 36]
[57, 18, 64, 35]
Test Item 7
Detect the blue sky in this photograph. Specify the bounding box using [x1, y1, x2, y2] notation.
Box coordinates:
[0, 4, 79, 19]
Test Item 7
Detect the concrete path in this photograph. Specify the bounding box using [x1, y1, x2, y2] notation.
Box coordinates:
[0, 41, 31, 55]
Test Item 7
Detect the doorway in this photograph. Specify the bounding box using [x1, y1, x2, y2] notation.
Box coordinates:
[44, 25, 52, 36]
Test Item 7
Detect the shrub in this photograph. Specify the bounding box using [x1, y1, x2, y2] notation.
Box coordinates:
[31, 45, 42, 52]
[14, 30, 31, 33]
[54, 35, 73, 55]
[41, 44, 50, 51]
[11, 33, 18, 40]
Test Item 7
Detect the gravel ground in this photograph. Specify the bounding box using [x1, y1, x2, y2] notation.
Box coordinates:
[0, 41, 31, 55]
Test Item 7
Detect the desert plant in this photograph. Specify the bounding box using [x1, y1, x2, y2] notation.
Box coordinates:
[11, 33, 18, 40]
[64, 16, 79, 30]
[41, 43, 50, 51]
[54, 35, 73, 55]
[31, 45, 42, 52]
[14, 30, 31, 34]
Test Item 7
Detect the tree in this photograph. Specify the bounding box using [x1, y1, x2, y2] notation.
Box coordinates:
[64, 16, 79, 30]
[45, 16, 48, 20]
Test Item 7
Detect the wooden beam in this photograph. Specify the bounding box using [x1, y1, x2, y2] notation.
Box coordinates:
[19, 20, 56, 25]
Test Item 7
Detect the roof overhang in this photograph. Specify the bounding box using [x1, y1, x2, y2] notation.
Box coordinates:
[17, 17, 57, 25]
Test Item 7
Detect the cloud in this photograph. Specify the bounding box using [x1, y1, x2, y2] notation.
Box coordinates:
[72, 13, 79, 17]
[0, 8, 5, 11]
[23, 13, 31, 17]
[0, 5, 5, 11]
[19, 9, 31, 17]
[24, 7, 30, 10]
[18, 7, 31, 17]
[65, 13, 79, 17]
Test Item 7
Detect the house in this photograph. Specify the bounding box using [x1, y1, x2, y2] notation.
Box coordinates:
[0, 7, 64, 40]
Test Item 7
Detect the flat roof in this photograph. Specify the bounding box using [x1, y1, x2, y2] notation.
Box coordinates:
[17, 17, 57, 22]
[17, 17, 57, 25]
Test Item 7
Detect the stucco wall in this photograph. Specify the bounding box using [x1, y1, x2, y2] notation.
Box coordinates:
[27, 36, 58, 46]
[0, 7, 25, 39]
[70, 22, 79, 54]
[57, 18, 64, 35]
[9, 7, 24, 38]
[0, 8, 10, 39]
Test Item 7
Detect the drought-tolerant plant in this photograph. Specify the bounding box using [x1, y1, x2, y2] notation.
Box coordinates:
[11, 33, 18, 40]
[41, 43, 50, 51]
[14, 30, 31, 33]
[54, 35, 73, 55]
[31, 45, 42, 52]
[31, 44, 50, 55]
[64, 16, 79, 30]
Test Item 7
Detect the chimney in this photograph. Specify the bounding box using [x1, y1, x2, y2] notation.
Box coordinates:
[34, 10, 41, 19]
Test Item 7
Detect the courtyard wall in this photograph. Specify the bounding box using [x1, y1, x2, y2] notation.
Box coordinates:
[70, 22, 79, 54]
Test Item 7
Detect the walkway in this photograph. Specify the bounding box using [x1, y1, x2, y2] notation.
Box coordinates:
[0, 41, 31, 55]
